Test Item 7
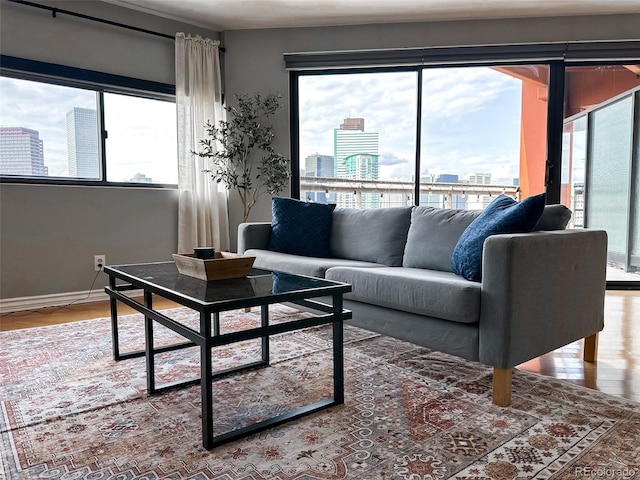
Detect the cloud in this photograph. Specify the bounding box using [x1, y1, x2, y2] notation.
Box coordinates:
[379, 152, 409, 166]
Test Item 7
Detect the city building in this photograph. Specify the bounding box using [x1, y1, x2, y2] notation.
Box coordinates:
[436, 174, 459, 184]
[334, 118, 379, 179]
[66, 107, 99, 179]
[130, 173, 153, 183]
[304, 153, 335, 203]
[468, 172, 493, 209]
[436, 173, 467, 209]
[469, 173, 491, 185]
[334, 117, 379, 207]
[0, 127, 48, 176]
[572, 183, 585, 228]
[342, 153, 380, 208]
[339, 117, 365, 131]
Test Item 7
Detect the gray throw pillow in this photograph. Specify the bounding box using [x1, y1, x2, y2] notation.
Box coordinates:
[534, 204, 572, 230]
[403, 206, 480, 272]
[330, 207, 413, 266]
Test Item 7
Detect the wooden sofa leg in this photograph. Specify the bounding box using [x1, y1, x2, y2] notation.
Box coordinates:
[583, 333, 599, 362]
[492, 367, 512, 407]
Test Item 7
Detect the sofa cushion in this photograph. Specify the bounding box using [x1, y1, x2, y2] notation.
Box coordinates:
[534, 204, 572, 231]
[330, 207, 413, 266]
[269, 197, 336, 257]
[247, 248, 383, 278]
[451, 193, 546, 282]
[326, 266, 481, 324]
[403, 206, 480, 272]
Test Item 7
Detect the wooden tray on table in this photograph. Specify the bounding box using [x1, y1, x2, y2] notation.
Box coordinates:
[172, 252, 256, 281]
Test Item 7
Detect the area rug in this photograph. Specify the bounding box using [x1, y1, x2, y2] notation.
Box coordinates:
[1, 305, 639, 480]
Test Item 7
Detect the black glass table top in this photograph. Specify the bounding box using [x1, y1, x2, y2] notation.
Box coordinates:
[105, 262, 350, 306]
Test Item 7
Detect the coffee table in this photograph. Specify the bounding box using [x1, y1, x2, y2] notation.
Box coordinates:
[103, 262, 352, 449]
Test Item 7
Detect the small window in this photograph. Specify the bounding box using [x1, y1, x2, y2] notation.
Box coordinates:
[0, 75, 177, 185]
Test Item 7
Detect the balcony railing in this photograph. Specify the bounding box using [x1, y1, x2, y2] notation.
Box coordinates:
[300, 176, 520, 208]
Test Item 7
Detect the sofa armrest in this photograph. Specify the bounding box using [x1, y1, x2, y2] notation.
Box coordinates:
[237, 222, 272, 253]
[478, 229, 607, 369]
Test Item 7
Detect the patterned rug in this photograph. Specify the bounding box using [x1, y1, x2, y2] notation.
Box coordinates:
[1, 305, 639, 480]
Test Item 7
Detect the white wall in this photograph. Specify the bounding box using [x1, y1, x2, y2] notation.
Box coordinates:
[0, 0, 220, 301]
[222, 13, 640, 246]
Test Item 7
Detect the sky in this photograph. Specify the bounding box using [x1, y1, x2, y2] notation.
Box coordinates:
[1, 66, 522, 186]
[0, 77, 177, 184]
[298, 66, 523, 185]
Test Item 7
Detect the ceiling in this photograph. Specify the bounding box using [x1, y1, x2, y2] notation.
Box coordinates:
[102, 0, 640, 31]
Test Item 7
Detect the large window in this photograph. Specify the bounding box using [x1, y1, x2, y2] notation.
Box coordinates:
[295, 64, 547, 210]
[0, 59, 177, 186]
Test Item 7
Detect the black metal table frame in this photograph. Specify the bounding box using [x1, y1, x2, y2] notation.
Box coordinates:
[104, 267, 351, 449]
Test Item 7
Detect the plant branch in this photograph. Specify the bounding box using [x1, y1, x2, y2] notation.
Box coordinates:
[193, 92, 292, 222]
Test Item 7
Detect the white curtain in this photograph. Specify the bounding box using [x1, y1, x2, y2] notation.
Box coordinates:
[175, 32, 230, 254]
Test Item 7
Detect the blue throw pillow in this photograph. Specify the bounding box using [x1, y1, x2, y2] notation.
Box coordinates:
[269, 197, 336, 257]
[451, 193, 546, 282]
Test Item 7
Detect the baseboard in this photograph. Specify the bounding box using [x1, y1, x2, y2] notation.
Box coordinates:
[0, 289, 141, 314]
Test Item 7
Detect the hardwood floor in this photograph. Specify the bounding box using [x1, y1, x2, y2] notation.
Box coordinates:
[0, 296, 180, 331]
[518, 290, 640, 402]
[1, 291, 638, 402]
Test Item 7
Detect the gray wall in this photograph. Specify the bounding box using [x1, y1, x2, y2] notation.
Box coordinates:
[2, 0, 639, 300]
[1, 184, 179, 296]
[222, 14, 640, 240]
[0, 0, 220, 300]
[0, 0, 219, 84]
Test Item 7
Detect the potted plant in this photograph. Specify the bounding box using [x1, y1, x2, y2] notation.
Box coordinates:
[195, 92, 291, 222]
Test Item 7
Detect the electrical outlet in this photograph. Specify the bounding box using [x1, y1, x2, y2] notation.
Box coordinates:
[94, 255, 106, 271]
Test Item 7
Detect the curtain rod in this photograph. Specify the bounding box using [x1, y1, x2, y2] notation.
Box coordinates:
[8, 0, 226, 51]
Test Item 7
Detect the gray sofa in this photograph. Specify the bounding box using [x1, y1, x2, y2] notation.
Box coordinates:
[238, 204, 608, 406]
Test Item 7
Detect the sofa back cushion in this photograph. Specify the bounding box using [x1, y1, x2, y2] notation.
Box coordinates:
[402, 206, 480, 272]
[330, 207, 413, 266]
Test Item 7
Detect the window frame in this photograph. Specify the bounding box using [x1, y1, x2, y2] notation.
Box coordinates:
[290, 60, 556, 203]
[0, 55, 178, 188]
[288, 42, 640, 206]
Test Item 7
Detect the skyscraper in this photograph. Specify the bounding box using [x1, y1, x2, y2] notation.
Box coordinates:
[334, 118, 379, 179]
[0, 127, 48, 176]
[67, 107, 99, 179]
[343, 153, 379, 179]
[334, 117, 379, 208]
[343, 153, 380, 208]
